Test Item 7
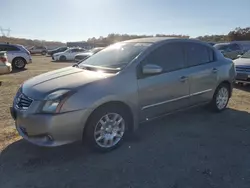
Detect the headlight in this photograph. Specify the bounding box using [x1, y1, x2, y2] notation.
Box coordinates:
[41, 89, 74, 113]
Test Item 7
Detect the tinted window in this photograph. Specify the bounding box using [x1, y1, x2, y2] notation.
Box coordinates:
[214, 44, 229, 50]
[0, 45, 19, 51]
[185, 43, 214, 66]
[230, 44, 241, 51]
[142, 43, 185, 72]
[71, 49, 78, 52]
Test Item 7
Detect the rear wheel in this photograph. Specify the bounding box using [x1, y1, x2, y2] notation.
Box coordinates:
[59, 55, 66, 61]
[12, 57, 26, 69]
[210, 83, 230, 112]
[84, 106, 129, 152]
[41, 51, 46, 55]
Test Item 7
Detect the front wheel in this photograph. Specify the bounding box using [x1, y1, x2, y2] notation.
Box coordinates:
[84, 106, 128, 152]
[210, 83, 230, 112]
[59, 55, 66, 61]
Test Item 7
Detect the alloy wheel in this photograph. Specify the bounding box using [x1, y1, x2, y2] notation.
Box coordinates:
[216, 87, 229, 110]
[94, 113, 125, 148]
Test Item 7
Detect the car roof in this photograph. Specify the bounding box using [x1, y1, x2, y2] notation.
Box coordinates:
[122, 37, 181, 43]
[122, 37, 211, 46]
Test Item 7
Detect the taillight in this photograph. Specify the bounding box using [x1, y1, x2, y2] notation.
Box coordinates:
[0, 56, 7, 63]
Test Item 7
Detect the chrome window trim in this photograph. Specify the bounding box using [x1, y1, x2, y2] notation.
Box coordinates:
[142, 89, 212, 110]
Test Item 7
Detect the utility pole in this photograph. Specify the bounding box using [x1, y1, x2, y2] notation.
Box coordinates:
[0, 27, 11, 37]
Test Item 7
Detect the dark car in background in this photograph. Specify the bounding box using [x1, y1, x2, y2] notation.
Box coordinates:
[47, 46, 68, 56]
[208, 42, 215, 46]
[214, 43, 244, 60]
[74, 47, 104, 62]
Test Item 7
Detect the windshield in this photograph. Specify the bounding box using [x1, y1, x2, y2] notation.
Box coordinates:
[214, 44, 229, 50]
[241, 50, 250, 58]
[79, 42, 151, 69]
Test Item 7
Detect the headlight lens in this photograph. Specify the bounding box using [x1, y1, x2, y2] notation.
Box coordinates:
[42, 90, 74, 113]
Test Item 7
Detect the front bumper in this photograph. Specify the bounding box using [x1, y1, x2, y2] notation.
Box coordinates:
[27, 57, 32, 64]
[235, 70, 250, 83]
[10, 107, 90, 146]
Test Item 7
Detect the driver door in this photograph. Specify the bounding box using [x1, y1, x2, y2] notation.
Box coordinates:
[137, 42, 190, 120]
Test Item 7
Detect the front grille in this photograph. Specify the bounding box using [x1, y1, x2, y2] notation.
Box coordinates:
[236, 66, 250, 72]
[15, 93, 33, 110]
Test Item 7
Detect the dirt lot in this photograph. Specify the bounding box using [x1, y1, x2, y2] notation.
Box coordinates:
[1, 56, 250, 188]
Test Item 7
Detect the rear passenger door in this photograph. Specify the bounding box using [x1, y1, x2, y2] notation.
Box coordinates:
[184, 42, 218, 105]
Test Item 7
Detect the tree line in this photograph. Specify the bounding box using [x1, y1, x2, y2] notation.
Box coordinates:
[1, 27, 249, 48]
[88, 27, 250, 46]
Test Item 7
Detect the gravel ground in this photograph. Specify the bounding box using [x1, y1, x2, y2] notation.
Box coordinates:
[1, 56, 250, 188]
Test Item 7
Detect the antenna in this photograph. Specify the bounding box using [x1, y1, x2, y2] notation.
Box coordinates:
[0, 27, 11, 37]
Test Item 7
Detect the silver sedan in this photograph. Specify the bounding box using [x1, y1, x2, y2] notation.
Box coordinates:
[11, 37, 236, 152]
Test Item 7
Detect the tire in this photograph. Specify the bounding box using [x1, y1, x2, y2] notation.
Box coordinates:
[41, 51, 46, 55]
[84, 105, 129, 152]
[59, 55, 66, 61]
[12, 57, 26, 69]
[210, 83, 230, 112]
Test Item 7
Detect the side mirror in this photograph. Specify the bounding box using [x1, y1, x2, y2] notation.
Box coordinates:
[142, 64, 163, 75]
[237, 55, 242, 58]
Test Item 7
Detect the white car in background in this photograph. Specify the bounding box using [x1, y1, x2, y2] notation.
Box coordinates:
[0, 43, 32, 69]
[74, 47, 104, 62]
[52, 47, 86, 61]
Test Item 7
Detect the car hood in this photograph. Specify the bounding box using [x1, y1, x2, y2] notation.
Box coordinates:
[22, 66, 114, 100]
[233, 58, 250, 66]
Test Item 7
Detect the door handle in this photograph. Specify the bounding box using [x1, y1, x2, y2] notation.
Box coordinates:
[212, 68, 218, 73]
[180, 76, 188, 82]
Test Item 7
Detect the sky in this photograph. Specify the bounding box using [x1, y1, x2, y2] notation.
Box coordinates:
[1, 0, 250, 42]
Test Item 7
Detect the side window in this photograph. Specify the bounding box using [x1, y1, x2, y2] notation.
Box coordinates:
[0, 45, 19, 51]
[143, 43, 185, 72]
[230, 44, 241, 51]
[7, 45, 20, 51]
[186, 43, 214, 66]
[71, 49, 77, 53]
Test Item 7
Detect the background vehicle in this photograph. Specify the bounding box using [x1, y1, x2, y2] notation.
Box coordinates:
[0, 51, 12, 74]
[29, 46, 47, 55]
[208, 42, 215, 46]
[52, 47, 86, 61]
[47, 46, 68, 56]
[0, 43, 32, 69]
[214, 43, 244, 59]
[74, 47, 104, 62]
[234, 50, 250, 84]
[11, 38, 235, 152]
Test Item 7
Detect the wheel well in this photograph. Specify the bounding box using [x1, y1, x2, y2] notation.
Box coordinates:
[60, 55, 66, 60]
[219, 80, 232, 97]
[12, 57, 27, 65]
[86, 101, 134, 132]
